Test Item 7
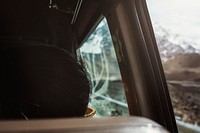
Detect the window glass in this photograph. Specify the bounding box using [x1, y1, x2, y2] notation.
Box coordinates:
[146, 0, 200, 130]
[78, 18, 129, 116]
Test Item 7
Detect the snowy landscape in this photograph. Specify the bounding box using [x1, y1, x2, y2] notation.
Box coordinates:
[148, 0, 200, 126]
[152, 23, 200, 126]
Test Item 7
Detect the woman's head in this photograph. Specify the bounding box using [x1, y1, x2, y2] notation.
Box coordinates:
[0, 45, 90, 119]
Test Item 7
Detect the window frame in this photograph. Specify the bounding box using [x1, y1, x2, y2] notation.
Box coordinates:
[105, 0, 178, 132]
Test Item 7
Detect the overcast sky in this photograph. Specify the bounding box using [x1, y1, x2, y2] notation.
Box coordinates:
[146, 0, 200, 45]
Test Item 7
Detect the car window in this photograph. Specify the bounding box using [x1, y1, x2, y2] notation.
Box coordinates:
[78, 18, 129, 116]
[146, 0, 200, 131]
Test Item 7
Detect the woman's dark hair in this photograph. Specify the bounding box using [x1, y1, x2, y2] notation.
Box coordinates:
[0, 45, 90, 119]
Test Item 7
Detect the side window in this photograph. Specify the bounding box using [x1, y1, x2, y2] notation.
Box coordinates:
[146, 0, 200, 129]
[78, 18, 129, 116]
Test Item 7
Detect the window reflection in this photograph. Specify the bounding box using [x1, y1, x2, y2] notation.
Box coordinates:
[78, 18, 129, 116]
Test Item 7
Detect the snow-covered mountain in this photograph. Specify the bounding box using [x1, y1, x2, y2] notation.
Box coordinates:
[153, 24, 200, 61]
[80, 19, 200, 63]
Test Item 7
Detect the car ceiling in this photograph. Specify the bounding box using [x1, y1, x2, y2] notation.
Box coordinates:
[65, 0, 121, 45]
